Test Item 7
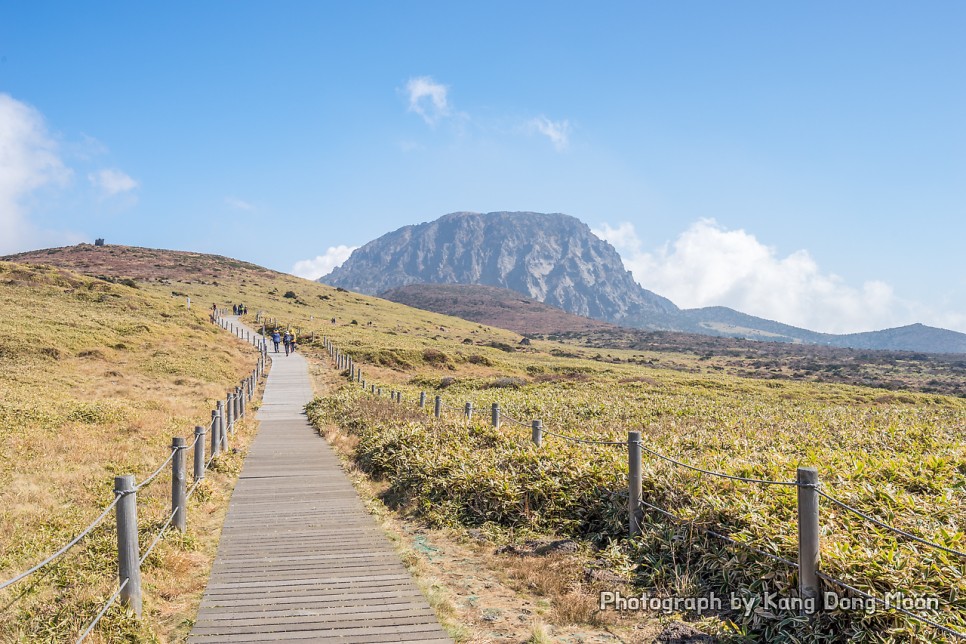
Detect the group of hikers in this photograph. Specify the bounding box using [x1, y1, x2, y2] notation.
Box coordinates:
[211, 301, 298, 355]
[270, 329, 298, 356]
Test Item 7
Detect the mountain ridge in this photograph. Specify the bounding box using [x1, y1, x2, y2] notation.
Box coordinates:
[323, 211, 966, 354]
[322, 211, 677, 323]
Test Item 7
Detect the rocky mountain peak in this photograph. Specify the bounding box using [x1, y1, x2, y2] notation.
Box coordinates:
[320, 211, 677, 322]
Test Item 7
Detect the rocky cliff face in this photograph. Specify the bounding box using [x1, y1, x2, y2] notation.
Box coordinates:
[320, 211, 677, 323]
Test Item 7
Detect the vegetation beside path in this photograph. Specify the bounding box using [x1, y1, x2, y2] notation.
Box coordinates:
[0, 261, 260, 641]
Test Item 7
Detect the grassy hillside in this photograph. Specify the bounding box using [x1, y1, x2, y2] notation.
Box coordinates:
[0, 260, 260, 641]
[6, 244, 966, 641]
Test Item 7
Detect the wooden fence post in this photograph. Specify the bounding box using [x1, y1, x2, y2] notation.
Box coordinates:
[211, 412, 221, 457]
[798, 467, 820, 611]
[628, 431, 642, 538]
[171, 437, 186, 532]
[434, 396, 442, 418]
[194, 425, 205, 481]
[218, 399, 227, 438]
[491, 403, 500, 429]
[115, 474, 142, 616]
[465, 402, 473, 420]
[419, 392, 426, 409]
[532, 420, 543, 447]
[228, 392, 236, 429]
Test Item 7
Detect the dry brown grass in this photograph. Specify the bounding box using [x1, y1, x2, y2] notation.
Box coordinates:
[0, 261, 263, 641]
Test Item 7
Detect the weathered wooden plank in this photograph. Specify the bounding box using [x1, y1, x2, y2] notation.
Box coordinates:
[189, 621, 451, 642]
[191, 608, 438, 632]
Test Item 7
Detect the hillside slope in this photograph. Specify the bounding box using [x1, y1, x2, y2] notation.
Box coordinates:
[381, 283, 617, 335]
[0, 260, 259, 640]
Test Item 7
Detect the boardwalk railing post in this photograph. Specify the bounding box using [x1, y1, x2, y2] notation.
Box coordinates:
[172, 437, 186, 532]
[419, 392, 426, 409]
[115, 474, 142, 616]
[491, 403, 500, 429]
[218, 399, 227, 438]
[194, 425, 206, 481]
[628, 431, 642, 538]
[220, 408, 228, 452]
[532, 420, 543, 447]
[211, 412, 221, 457]
[465, 402, 473, 420]
[225, 394, 234, 435]
[798, 467, 821, 612]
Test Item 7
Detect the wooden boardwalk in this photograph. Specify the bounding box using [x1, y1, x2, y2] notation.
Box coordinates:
[190, 322, 451, 643]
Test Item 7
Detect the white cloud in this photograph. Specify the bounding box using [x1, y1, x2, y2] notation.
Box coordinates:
[225, 196, 255, 211]
[0, 93, 74, 254]
[291, 245, 357, 281]
[593, 219, 964, 334]
[528, 115, 571, 151]
[88, 168, 138, 196]
[405, 76, 450, 125]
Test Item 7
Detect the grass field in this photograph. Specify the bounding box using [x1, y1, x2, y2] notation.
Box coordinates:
[4, 244, 965, 642]
[0, 260, 261, 641]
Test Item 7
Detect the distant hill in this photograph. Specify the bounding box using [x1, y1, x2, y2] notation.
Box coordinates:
[322, 211, 966, 354]
[1, 243, 277, 282]
[381, 283, 618, 335]
[825, 323, 966, 354]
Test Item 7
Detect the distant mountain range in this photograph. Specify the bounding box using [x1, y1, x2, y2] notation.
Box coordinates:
[322, 211, 966, 354]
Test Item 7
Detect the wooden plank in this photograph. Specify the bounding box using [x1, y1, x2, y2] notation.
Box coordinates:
[190, 319, 451, 643]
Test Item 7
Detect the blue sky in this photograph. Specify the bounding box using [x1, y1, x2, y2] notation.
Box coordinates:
[1, 2, 963, 333]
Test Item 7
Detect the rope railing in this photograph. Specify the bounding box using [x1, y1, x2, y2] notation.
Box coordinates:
[140, 505, 181, 566]
[134, 446, 178, 492]
[540, 428, 628, 446]
[3, 312, 266, 639]
[0, 494, 122, 591]
[321, 334, 965, 639]
[815, 572, 966, 640]
[638, 497, 800, 570]
[75, 577, 129, 643]
[640, 445, 804, 487]
[816, 489, 966, 559]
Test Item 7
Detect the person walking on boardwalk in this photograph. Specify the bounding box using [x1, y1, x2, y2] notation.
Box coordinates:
[283, 331, 292, 356]
[272, 331, 281, 353]
[289, 331, 297, 353]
